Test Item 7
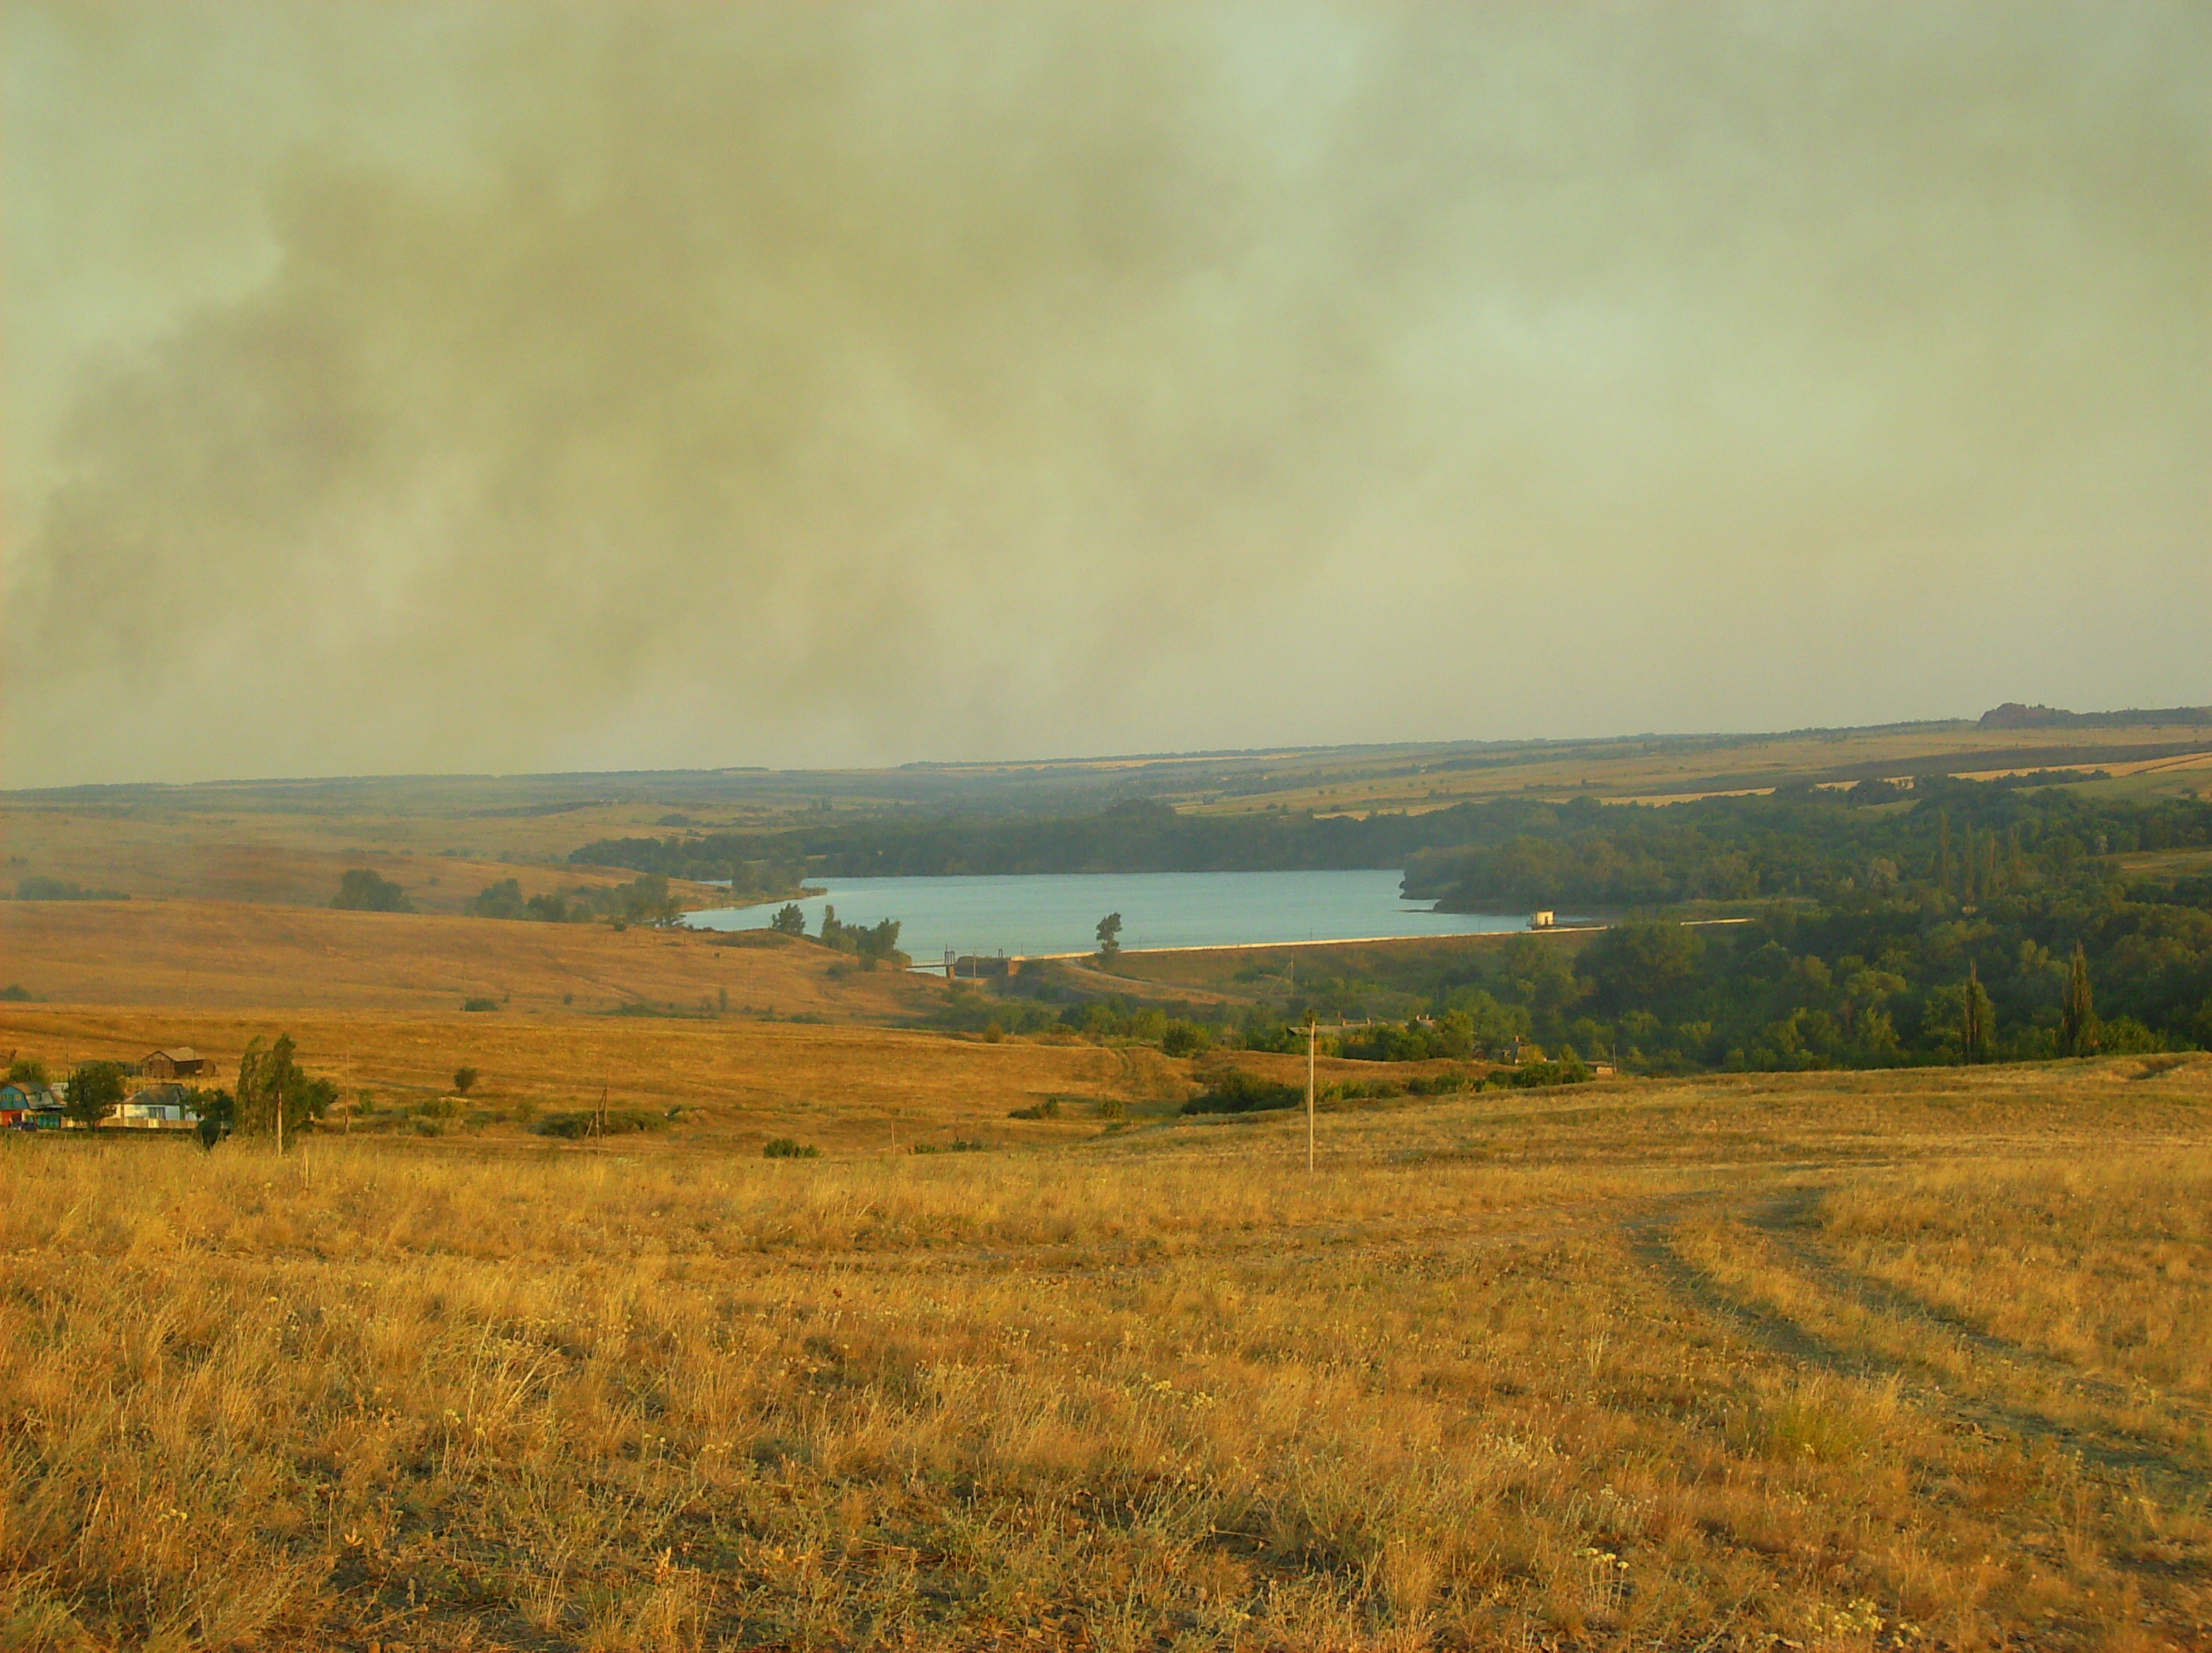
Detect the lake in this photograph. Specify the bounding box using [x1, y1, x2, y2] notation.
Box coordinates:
[687, 870, 1546, 962]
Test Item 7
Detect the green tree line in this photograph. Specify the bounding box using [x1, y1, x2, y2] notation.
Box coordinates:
[1399, 780, 2212, 911]
[569, 797, 1472, 879]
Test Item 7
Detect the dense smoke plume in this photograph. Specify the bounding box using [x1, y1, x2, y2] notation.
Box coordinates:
[5, 4, 2207, 785]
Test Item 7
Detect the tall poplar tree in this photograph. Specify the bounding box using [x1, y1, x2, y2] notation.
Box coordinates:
[2060, 943, 2099, 1057]
[1960, 962, 1995, 1064]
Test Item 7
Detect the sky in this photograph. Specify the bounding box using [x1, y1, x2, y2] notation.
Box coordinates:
[4, 2, 2207, 788]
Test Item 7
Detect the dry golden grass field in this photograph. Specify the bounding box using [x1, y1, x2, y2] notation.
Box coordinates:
[2, 1051, 2208, 1652]
[0, 901, 920, 1021]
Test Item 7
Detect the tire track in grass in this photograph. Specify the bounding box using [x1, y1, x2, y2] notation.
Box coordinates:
[1748, 1188, 2210, 1432]
[1626, 1195, 2210, 1504]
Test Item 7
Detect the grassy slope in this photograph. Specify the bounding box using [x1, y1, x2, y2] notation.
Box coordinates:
[0, 801, 739, 913]
[1177, 722, 2212, 817]
[0, 899, 920, 1018]
[0, 1057, 2206, 1649]
[0, 1000, 1191, 1155]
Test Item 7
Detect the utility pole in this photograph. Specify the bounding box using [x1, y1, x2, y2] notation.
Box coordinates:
[1306, 1017, 1316, 1174]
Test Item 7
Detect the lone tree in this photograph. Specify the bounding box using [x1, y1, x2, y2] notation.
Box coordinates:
[1960, 961, 1995, 1065]
[332, 869, 412, 912]
[2060, 942, 2100, 1057]
[453, 1065, 479, 1095]
[769, 903, 809, 936]
[1095, 911, 1123, 959]
[63, 1060, 127, 1130]
[236, 1034, 337, 1140]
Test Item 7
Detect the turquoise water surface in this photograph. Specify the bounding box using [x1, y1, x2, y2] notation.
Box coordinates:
[687, 870, 1542, 962]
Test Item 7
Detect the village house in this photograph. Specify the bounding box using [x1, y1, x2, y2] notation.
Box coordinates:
[1, 1081, 65, 1130]
[119, 1083, 200, 1129]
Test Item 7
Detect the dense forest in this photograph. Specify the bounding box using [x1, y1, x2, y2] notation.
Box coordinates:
[1333, 890, 2210, 1072]
[1296, 782, 2212, 1068]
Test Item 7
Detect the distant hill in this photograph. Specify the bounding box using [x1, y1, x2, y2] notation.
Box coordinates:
[1980, 702, 2212, 730]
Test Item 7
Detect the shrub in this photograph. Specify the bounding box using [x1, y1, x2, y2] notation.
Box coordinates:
[2101, 1016, 2166, 1055]
[0, 985, 31, 1002]
[1160, 1020, 1214, 1057]
[763, 1136, 823, 1159]
[462, 997, 498, 1013]
[1181, 1069, 1301, 1115]
[1008, 1098, 1062, 1120]
[453, 1066, 479, 1094]
[470, 879, 526, 920]
[911, 1138, 986, 1154]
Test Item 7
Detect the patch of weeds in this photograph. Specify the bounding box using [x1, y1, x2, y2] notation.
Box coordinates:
[1327, 1079, 1403, 1103]
[608, 1000, 708, 1019]
[534, 1108, 670, 1140]
[1505, 1059, 1592, 1088]
[763, 1136, 823, 1159]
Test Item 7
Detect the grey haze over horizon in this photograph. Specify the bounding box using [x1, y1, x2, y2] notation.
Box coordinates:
[5, 2, 2207, 789]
